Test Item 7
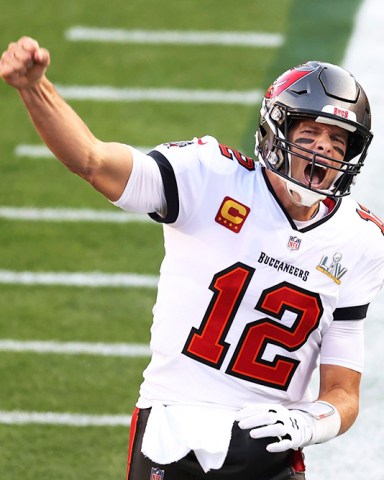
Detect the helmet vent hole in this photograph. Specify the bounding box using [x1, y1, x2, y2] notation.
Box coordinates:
[291, 89, 308, 96]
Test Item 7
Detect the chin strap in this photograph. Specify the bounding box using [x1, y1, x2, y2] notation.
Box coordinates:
[284, 179, 327, 207]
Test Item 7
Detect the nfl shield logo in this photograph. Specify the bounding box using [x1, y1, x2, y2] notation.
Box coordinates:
[288, 236, 301, 251]
[150, 467, 165, 480]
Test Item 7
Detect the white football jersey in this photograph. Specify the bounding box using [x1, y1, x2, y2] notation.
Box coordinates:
[114, 136, 384, 409]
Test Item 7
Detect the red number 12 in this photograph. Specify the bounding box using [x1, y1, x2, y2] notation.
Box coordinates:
[182, 262, 323, 390]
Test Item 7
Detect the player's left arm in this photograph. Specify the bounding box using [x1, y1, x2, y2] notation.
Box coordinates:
[317, 363, 360, 435]
[236, 355, 361, 453]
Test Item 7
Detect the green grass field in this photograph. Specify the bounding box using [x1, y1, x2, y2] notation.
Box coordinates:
[0, 0, 363, 478]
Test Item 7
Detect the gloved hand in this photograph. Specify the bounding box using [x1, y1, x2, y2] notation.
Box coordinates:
[235, 403, 314, 453]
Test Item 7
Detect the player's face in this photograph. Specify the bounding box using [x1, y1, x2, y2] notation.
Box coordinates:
[287, 119, 348, 190]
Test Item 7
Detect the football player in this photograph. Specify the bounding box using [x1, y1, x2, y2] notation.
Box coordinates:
[1, 37, 383, 480]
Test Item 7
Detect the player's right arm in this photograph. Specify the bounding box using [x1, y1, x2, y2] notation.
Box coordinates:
[0, 36, 132, 202]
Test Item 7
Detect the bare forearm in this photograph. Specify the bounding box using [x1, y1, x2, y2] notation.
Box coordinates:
[1, 37, 133, 201]
[318, 385, 359, 434]
[318, 364, 361, 435]
[19, 76, 98, 179]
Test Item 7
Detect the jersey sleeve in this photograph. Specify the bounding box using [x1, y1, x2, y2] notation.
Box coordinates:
[112, 146, 166, 215]
[323, 204, 384, 372]
[147, 136, 241, 225]
[112, 136, 237, 224]
[320, 319, 365, 372]
[112, 136, 242, 225]
[334, 201, 384, 315]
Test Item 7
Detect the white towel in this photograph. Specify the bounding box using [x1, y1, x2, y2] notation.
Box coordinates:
[141, 403, 236, 472]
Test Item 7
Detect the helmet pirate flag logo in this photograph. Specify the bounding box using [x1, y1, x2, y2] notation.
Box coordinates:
[265, 64, 316, 99]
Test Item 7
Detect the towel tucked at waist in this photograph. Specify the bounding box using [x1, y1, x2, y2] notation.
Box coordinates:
[141, 403, 237, 473]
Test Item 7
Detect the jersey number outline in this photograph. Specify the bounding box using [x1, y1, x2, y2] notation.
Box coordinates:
[182, 262, 323, 390]
[357, 204, 384, 235]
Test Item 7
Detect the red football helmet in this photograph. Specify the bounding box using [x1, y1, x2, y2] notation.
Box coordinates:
[255, 61, 373, 206]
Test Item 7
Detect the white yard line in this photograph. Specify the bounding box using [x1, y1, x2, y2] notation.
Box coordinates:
[0, 270, 159, 287]
[0, 207, 152, 223]
[0, 410, 132, 427]
[66, 27, 284, 48]
[15, 144, 54, 158]
[0, 339, 150, 357]
[10, 144, 152, 223]
[55, 85, 262, 105]
[15, 144, 151, 157]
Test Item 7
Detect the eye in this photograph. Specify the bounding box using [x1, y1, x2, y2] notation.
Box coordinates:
[331, 135, 347, 157]
[293, 129, 317, 144]
[301, 129, 316, 135]
[334, 145, 346, 157]
[331, 134, 346, 145]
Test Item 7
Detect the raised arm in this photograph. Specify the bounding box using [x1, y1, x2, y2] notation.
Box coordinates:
[0, 36, 133, 201]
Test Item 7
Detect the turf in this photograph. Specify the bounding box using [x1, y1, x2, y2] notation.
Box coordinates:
[0, 285, 154, 342]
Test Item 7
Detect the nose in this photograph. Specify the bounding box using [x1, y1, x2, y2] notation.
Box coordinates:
[314, 132, 333, 156]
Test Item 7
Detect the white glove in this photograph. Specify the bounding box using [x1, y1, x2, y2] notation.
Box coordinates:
[235, 402, 341, 453]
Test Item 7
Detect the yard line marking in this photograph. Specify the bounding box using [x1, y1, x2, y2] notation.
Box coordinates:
[15, 144, 54, 158]
[0, 410, 132, 427]
[0, 270, 159, 288]
[0, 339, 151, 357]
[15, 144, 152, 158]
[0, 207, 152, 223]
[55, 85, 263, 105]
[66, 27, 284, 48]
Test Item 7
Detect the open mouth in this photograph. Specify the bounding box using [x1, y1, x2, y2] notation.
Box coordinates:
[304, 163, 327, 187]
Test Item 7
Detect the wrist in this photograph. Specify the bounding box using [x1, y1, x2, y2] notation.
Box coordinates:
[293, 401, 341, 446]
[17, 74, 48, 92]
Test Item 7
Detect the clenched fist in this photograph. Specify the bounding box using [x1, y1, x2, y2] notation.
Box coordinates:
[0, 36, 50, 89]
